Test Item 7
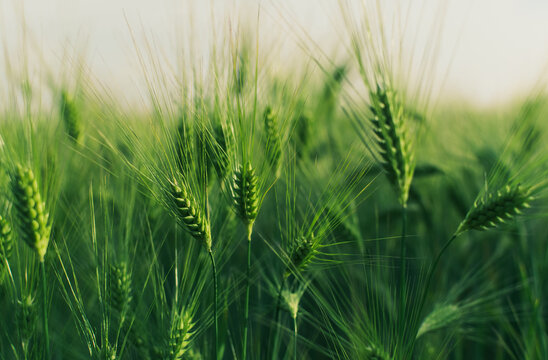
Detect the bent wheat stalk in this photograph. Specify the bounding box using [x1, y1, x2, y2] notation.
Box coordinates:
[415, 184, 533, 347]
[11, 165, 52, 359]
[170, 180, 217, 360]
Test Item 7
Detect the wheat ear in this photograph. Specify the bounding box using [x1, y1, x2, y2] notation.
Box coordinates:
[166, 310, 195, 360]
[108, 262, 133, 317]
[60, 91, 81, 143]
[232, 162, 259, 239]
[369, 86, 414, 206]
[11, 165, 51, 262]
[416, 184, 534, 344]
[284, 235, 317, 278]
[0, 215, 13, 271]
[170, 180, 216, 359]
[264, 107, 282, 176]
[11, 165, 52, 357]
[456, 184, 533, 235]
[17, 294, 36, 354]
[170, 180, 212, 251]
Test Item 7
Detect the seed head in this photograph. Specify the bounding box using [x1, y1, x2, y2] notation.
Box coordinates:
[166, 310, 195, 360]
[456, 184, 533, 235]
[0, 215, 13, 266]
[109, 262, 132, 316]
[264, 107, 282, 175]
[369, 86, 414, 206]
[232, 162, 259, 229]
[170, 180, 212, 251]
[285, 235, 316, 277]
[60, 91, 81, 143]
[10, 165, 51, 262]
[17, 294, 36, 346]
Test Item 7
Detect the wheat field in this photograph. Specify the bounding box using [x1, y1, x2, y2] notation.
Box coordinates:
[1, 1, 548, 359]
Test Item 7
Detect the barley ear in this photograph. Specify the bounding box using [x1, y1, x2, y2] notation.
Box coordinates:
[97, 344, 117, 360]
[284, 235, 316, 278]
[369, 86, 414, 206]
[17, 294, 36, 350]
[456, 184, 533, 235]
[170, 180, 212, 251]
[0, 215, 13, 265]
[165, 310, 195, 360]
[108, 262, 133, 316]
[232, 162, 259, 239]
[10, 165, 51, 262]
[264, 107, 282, 176]
[60, 91, 81, 143]
[416, 303, 461, 339]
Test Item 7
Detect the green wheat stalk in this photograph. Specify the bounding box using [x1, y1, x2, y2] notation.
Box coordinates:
[169, 179, 217, 360]
[11, 165, 52, 358]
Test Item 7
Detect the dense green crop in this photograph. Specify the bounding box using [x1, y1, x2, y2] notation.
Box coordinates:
[0, 2, 547, 360]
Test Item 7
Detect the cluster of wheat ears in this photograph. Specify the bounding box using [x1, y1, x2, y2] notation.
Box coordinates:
[1, 2, 548, 360]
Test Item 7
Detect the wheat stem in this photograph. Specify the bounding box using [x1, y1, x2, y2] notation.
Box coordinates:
[398, 204, 407, 344]
[271, 276, 287, 359]
[41, 260, 50, 359]
[412, 232, 458, 355]
[242, 229, 252, 360]
[208, 250, 218, 360]
[293, 315, 298, 360]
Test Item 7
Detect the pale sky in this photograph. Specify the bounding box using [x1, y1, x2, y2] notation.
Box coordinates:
[1, 0, 547, 107]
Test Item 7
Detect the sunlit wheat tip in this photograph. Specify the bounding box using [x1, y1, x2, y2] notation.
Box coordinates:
[416, 304, 460, 339]
[10, 165, 51, 262]
[282, 290, 302, 319]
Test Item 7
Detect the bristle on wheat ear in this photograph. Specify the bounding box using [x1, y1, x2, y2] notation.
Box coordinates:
[170, 180, 212, 251]
[10, 165, 51, 262]
[456, 184, 533, 235]
[369, 86, 414, 206]
[232, 162, 259, 237]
